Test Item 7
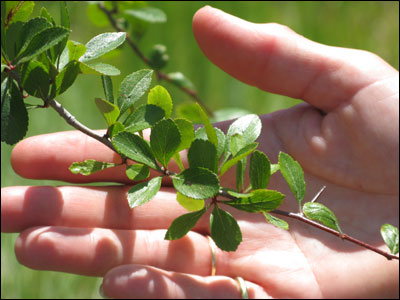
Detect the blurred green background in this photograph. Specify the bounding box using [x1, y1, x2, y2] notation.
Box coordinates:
[1, 1, 399, 298]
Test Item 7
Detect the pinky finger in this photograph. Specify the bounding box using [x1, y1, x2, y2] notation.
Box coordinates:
[101, 264, 270, 299]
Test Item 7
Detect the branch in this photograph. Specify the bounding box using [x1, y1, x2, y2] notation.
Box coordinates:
[218, 190, 399, 261]
[97, 2, 213, 116]
[48, 99, 116, 152]
[274, 210, 398, 260]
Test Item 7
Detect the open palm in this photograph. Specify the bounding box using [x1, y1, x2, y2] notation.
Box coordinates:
[2, 6, 398, 299]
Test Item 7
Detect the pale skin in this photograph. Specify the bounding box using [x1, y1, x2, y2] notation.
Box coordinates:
[1, 5, 399, 299]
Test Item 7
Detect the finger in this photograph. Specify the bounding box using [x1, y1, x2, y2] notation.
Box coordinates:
[192, 6, 397, 112]
[1, 185, 204, 233]
[102, 264, 268, 299]
[10, 130, 183, 184]
[15, 226, 215, 277]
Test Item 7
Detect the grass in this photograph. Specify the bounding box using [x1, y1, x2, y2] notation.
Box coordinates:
[1, 1, 399, 298]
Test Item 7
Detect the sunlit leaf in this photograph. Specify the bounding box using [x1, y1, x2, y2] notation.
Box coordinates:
[127, 176, 162, 208]
[380, 224, 399, 255]
[69, 159, 117, 175]
[210, 205, 242, 252]
[165, 207, 206, 240]
[172, 167, 219, 200]
[303, 202, 342, 234]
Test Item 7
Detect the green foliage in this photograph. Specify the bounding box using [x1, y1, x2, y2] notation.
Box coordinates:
[172, 167, 219, 200]
[2, 1, 395, 265]
[176, 192, 205, 212]
[2, 2, 398, 298]
[279, 152, 306, 212]
[69, 159, 118, 175]
[303, 202, 342, 234]
[188, 139, 217, 172]
[127, 176, 162, 208]
[125, 164, 150, 181]
[94, 98, 120, 126]
[165, 207, 206, 240]
[118, 69, 153, 115]
[150, 118, 181, 168]
[380, 224, 399, 255]
[249, 150, 271, 190]
[225, 189, 284, 213]
[263, 212, 289, 230]
[112, 131, 159, 170]
[79, 32, 126, 63]
[210, 205, 242, 251]
[124, 104, 165, 133]
[1, 78, 28, 145]
[147, 85, 173, 118]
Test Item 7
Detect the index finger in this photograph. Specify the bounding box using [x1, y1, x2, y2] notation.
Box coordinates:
[10, 130, 181, 184]
[192, 6, 397, 112]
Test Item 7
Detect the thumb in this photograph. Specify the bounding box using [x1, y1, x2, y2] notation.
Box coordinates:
[192, 6, 397, 112]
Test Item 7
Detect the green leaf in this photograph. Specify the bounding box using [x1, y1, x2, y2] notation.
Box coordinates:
[176, 102, 202, 123]
[226, 114, 261, 150]
[67, 40, 86, 61]
[188, 139, 217, 172]
[52, 1, 70, 60]
[167, 72, 195, 90]
[21, 60, 49, 99]
[279, 152, 306, 211]
[19, 17, 52, 55]
[210, 205, 242, 252]
[147, 85, 173, 118]
[125, 164, 150, 181]
[249, 150, 271, 190]
[1, 78, 28, 145]
[4, 21, 24, 61]
[79, 32, 126, 62]
[165, 207, 206, 240]
[230, 134, 246, 156]
[195, 127, 226, 160]
[51, 60, 80, 97]
[16, 26, 70, 64]
[175, 118, 195, 152]
[225, 189, 284, 213]
[118, 69, 153, 115]
[112, 131, 159, 170]
[40, 7, 55, 25]
[124, 104, 165, 133]
[220, 142, 258, 176]
[176, 192, 205, 212]
[124, 7, 167, 23]
[69, 159, 117, 175]
[127, 176, 162, 208]
[5, 1, 35, 25]
[150, 119, 181, 168]
[271, 164, 280, 174]
[236, 158, 246, 192]
[59, 1, 70, 29]
[172, 167, 220, 200]
[94, 98, 120, 126]
[196, 103, 218, 148]
[303, 202, 342, 234]
[108, 121, 125, 138]
[79, 61, 120, 76]
[101, 75, 114, 103]
[263, 212, 289, 230]
[380, 224, 399, 255]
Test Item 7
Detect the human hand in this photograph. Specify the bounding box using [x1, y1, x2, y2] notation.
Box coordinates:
[2, 5, 398, 299]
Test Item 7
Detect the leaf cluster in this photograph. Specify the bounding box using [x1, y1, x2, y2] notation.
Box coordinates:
[1, 2, 398, 256]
